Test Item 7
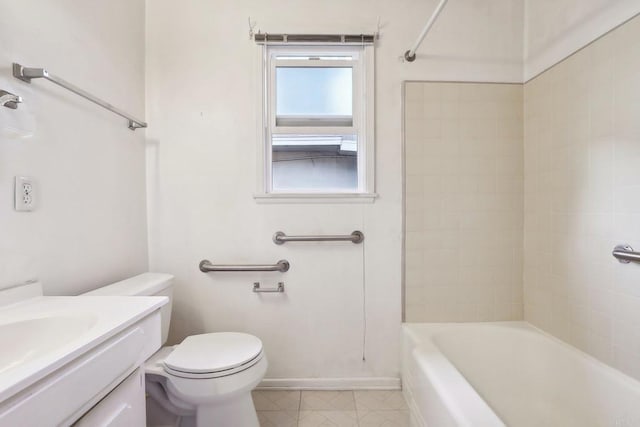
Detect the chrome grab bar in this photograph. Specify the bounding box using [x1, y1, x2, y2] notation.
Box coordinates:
[612, 245, 640, 264]
[13, 63, 147, 130]
[253, 282, 285, 293]
[199, 259, 290, 272]
[273, 230, 364, 245]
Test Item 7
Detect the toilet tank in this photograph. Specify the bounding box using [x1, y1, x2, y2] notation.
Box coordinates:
[82, 273, 174, 345]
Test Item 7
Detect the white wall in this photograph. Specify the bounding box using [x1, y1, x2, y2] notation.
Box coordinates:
[0, 1, 148, 295]
[524, 0, 640, 81]
[146, 0, 524, 384]
[524, 15, 640, 381]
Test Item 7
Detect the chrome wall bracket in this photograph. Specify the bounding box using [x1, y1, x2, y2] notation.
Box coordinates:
[612, 244, 640, 264]
[0, 90, 22, 109]
[253, 282, 285, 293]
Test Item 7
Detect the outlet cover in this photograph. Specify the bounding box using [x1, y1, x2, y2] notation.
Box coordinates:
[14, 176, 35, 212]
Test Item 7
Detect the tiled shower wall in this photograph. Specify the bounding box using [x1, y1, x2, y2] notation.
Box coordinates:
[404, 83, 524, 322]
[524, 15, 640, 380]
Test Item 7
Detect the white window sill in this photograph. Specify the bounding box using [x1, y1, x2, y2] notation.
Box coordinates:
[253, 192, 378, 204]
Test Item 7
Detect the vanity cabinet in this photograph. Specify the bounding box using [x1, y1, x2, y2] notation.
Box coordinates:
[74, 368, 145, 427]
[0, 311, 161, 427]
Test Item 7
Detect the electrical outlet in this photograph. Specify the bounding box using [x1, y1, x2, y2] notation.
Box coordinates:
[14, 176, 35, 212]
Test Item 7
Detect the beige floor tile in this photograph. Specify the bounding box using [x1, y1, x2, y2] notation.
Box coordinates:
[358, 410, 411, 427]
[252, 390, 301, 411]
[298, 411, 358, 427]
[300, 391, 356, 411]
[257, 410, 298, 427]
[354, 390, 408, 411]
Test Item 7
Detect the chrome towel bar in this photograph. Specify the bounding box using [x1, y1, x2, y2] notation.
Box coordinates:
[12, 63, 147, 130]
[199, 259, 290, 272]
[273, 230, 364, 245]
[612, 245, 640, 264]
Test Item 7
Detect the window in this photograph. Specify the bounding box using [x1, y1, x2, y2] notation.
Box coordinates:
[256, 45, 375, 200]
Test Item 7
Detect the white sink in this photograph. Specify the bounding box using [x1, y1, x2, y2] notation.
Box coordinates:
[0, 281, 167, 406]
[0, 315, 97, 375]
[0, 280, 167, 426]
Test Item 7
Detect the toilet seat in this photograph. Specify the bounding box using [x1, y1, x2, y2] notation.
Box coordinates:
[163, 332, 264, 379]
[145, 342, 268, 407]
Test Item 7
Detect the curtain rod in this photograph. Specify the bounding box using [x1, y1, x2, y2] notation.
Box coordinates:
[404, 0, 449, 62]
[254, 33, 377, 45]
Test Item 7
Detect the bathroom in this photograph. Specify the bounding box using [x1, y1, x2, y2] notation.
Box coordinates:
[1, 0, 639, 426]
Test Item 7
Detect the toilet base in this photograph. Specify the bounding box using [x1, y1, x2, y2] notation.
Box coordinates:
[147, 390, 260, 427]
[195, 393, 259, 427]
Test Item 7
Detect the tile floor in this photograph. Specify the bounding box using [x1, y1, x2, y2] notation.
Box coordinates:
[252, 390, 409, 427]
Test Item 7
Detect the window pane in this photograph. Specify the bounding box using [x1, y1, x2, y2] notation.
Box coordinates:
[276, 67, 352, 117]
[272, 135, 357, 191]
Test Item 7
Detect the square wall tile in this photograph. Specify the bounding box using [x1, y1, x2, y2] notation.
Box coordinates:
[404, 82, 524, 323]
[523, 14, 640, 383]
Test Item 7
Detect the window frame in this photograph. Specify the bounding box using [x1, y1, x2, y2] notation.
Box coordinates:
[255, 43, 376, 203]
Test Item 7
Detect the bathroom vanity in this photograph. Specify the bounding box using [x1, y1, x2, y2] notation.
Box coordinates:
[0, 281, 167, 426]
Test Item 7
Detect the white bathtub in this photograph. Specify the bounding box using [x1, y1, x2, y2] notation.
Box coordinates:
[402, 322, 640, 427]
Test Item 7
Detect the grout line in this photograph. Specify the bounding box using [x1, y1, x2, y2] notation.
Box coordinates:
[255, 390, 410, 426]
[352, 390, 360, 427]
[296, 390, 301, 426]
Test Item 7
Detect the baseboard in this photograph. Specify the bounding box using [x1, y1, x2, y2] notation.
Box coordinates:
[257, 377, 401, 390]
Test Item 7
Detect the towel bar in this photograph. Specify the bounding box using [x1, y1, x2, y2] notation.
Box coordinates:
[13, 63, 147, 130]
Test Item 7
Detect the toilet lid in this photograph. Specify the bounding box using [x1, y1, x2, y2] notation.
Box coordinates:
[164, 332, 263, 375]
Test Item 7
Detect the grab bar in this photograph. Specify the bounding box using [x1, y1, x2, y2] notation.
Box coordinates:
[13, 63, 147, 130]
[199, 259, 290, 272]
[612, 245, 640, 264]
[273, 230, 364, 245]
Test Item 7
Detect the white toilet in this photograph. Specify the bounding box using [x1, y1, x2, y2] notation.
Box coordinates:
[83, 273, 267, 427]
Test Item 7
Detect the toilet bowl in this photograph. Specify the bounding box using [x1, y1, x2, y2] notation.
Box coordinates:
[145, 333, 267, 427]
[82, 273, 266, 427]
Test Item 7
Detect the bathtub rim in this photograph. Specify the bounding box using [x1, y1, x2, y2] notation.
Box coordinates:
[404, 321, 640, 391]
[402, 320, 640, 427]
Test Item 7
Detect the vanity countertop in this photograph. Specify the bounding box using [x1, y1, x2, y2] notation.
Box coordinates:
[0, 294, 167, 403]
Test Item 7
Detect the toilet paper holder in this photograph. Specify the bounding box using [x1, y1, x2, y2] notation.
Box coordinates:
[253, 282, 285, 293]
